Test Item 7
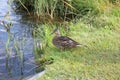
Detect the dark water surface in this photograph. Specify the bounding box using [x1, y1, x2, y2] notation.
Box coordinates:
[0, 0, 41, 80]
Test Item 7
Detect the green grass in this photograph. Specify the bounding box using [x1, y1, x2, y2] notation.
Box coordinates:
[32, 4, 120, 80]
[35, 19, 120, 80]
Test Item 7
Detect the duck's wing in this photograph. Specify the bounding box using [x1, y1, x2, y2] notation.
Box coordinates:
[57, 36, 80, 47]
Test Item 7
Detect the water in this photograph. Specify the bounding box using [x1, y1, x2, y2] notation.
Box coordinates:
[0, 0, 42, 80]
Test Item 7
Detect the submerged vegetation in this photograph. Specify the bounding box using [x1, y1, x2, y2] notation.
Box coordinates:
[13, 0, 120, 80]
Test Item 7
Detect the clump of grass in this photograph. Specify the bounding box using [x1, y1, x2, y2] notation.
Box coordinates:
[32, 24, 55, 71]
[13, 0, 118, 22]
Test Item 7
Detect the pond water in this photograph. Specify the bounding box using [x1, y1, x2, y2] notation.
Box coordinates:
[0, 0, 42, 80]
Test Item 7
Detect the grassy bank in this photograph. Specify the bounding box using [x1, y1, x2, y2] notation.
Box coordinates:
[32, 5, 120, 80]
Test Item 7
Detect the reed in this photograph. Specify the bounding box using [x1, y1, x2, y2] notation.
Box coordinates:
[13, 0, 118, 21]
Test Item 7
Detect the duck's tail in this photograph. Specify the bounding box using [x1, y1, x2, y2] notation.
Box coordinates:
[76, 43, 88, 47]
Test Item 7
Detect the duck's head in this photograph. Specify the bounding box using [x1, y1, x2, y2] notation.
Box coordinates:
[51, 28, 60, 37]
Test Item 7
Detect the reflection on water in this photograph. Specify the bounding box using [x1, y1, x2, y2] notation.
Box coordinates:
[0, 0, 42, 80]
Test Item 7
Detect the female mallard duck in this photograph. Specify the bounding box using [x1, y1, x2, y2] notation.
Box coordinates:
[52, 28, 85, 51]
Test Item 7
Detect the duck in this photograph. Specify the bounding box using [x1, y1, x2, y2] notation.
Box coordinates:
[52, 28, 85, 51]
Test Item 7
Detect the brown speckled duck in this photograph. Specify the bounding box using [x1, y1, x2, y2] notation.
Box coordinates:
[52, 28, 84, 51]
